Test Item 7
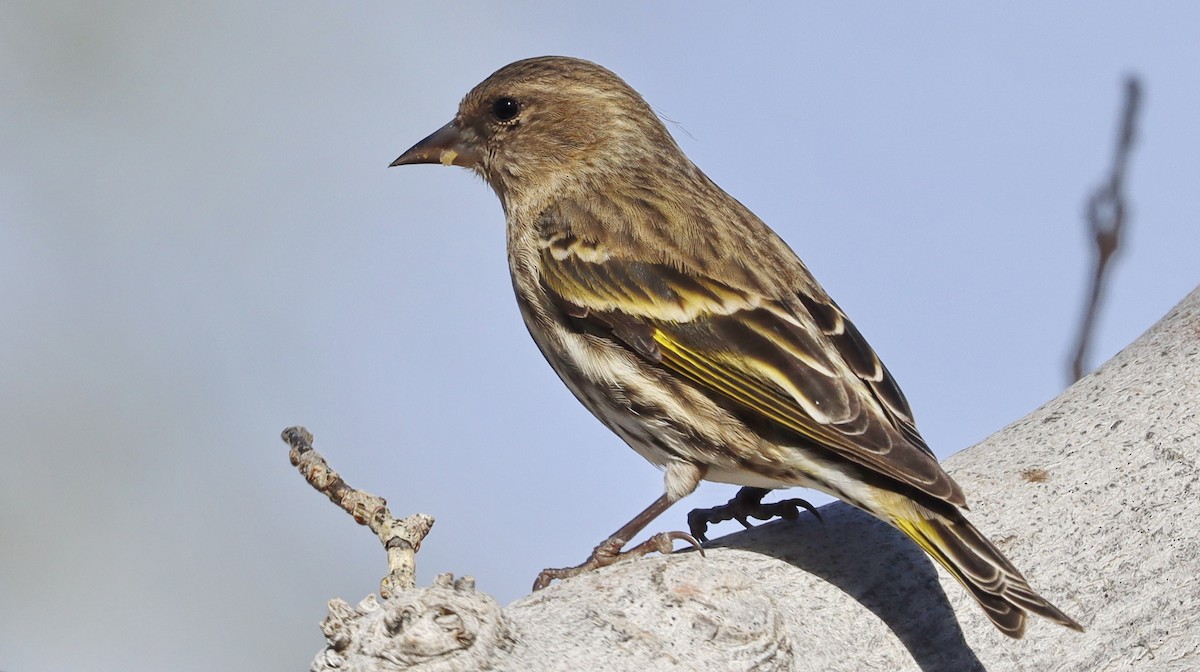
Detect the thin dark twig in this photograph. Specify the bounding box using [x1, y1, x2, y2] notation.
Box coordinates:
[1069, 77, 1142, 384]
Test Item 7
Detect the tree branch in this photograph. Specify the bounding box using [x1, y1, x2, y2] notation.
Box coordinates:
[1069, 76, 1142, 383]
[283, 426, 434, 596]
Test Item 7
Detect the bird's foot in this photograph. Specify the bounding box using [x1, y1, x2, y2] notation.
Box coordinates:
[532, 530, 704, 591]
[687, 486, 823, 542]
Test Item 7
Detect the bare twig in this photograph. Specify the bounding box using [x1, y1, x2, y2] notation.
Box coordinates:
[282, 426, 434, 596]
[1069, 77, 1142, 383]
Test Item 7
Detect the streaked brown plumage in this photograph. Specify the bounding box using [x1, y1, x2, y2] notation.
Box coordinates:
[392, 56, 1082, 637]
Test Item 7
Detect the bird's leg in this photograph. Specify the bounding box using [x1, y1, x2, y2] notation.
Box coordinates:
[687, 486, 823, 542]
[532, 493, 704, 590]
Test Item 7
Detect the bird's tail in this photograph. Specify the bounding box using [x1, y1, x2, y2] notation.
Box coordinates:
[879, 493, 1084, 638]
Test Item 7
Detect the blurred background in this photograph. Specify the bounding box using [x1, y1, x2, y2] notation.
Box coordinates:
[3, 3, 1198, 670]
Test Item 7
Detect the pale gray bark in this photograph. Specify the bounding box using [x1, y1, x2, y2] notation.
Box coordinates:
[313, 286, 1200, 671]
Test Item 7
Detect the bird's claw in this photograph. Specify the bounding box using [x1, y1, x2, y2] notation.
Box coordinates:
[639, 530, 705, 557]
[532, 530, 704, 591]
[687, 486, 823, 542]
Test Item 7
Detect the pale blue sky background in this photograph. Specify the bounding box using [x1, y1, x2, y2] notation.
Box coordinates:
[3, 3, 1198, 671]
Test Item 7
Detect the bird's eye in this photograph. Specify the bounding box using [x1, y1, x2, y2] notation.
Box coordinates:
[491, 97, 520, 122]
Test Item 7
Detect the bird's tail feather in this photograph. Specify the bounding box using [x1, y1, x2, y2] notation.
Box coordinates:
[883, 496, 1084, 638]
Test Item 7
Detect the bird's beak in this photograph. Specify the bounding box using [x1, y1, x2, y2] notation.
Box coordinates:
[390, 121, 481, 169]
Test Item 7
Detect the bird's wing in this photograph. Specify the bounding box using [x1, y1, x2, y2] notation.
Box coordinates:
[537, 228, 965, 507]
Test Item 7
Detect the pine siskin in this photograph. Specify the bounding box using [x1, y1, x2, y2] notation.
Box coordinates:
[391, 56, 1082, 638]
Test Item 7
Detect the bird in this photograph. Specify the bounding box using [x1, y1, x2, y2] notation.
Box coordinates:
[390, 55, 1083, 638]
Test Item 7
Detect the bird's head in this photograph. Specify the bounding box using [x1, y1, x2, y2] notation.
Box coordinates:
[391, 56, 682, 213]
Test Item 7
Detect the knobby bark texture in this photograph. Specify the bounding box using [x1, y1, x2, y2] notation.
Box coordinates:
[313, 286, 1200, 671]
[285, 427, 435, 597]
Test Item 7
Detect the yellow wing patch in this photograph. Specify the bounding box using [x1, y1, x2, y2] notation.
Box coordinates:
[539, 244, 761, 322]
[652, 328, 860, 454]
